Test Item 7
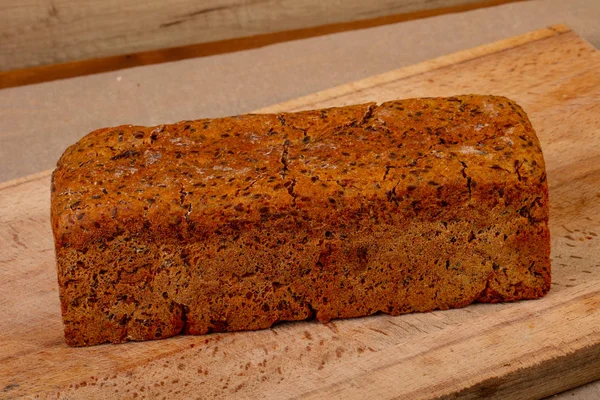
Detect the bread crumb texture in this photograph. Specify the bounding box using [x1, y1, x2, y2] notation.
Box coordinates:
[51, 95, 550, 346]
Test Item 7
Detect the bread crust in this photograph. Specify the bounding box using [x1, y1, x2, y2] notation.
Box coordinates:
[51, 95, 550, 346]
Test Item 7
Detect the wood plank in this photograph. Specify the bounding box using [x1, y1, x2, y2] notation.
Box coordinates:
[0, 0, 527, 72]
[1, 25, 599, 399]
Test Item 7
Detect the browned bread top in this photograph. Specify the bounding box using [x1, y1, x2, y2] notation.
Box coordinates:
[51, 95, 547, 250]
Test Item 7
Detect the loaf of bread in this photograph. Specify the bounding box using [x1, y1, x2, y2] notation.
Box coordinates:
[51, 95, 550, 346]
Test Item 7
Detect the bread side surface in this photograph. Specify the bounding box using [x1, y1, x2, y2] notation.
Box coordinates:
[51, 95, 551, 346]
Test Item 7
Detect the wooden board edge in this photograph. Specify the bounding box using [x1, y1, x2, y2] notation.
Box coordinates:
[0, 169, 52, 191]
[255, 24, 573, 113]
[0, 0, 530, 87]
[439, 340, 600, 400]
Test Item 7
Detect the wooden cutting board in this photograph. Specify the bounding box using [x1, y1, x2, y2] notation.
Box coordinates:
[1, 24, 599, 399]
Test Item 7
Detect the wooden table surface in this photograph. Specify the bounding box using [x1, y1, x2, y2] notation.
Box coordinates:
[1, 24, 599, 399]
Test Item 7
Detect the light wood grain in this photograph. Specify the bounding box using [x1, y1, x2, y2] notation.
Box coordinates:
[0, 0, 525, 71]
[1, 25, 599, 399]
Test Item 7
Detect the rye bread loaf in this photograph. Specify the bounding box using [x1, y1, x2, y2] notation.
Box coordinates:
[51, 95, 551, 346]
